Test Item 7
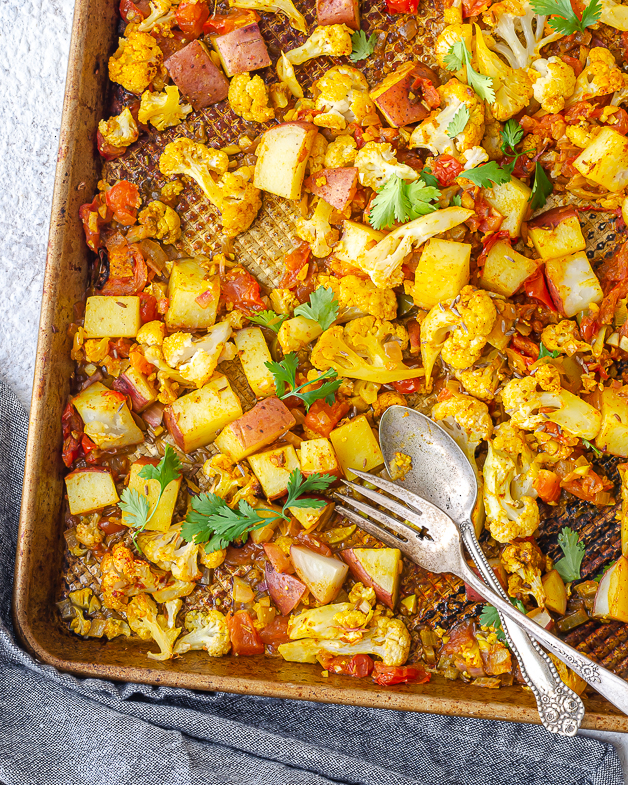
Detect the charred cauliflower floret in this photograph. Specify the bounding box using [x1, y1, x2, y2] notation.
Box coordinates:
[474, 26, 533, 121]
[354, 141, 418, 191]
[285, 24, 353, 65]
[568, 48, 628, 105]
[311, 66, 378, 130]
[372, 390, 407, 419]
[324, 134, 357, 168]
[420, 286, 497, 383]
[138, 85, 192, 130]
[501, 540, 546, 608]
[173, 609, 231, 656]
[541, 320, 590, 357]
[108, 30, 163, 95]
[528, 57, 576, 113]
[137, 200, 181, 244]
[98, 107, 139, 149]
[483, 422, 540, 543]
[228, 73, 275, 123]
[126, 592, 181, 661]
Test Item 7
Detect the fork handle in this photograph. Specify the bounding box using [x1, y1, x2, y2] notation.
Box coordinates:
[462, 564, 628, 716]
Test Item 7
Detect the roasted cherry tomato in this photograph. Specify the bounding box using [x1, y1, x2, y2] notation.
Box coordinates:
[280, 242, 311, 289]
[259, 616, 291, 646]
[303, 399, 351, 438]
[221, 267, 266, 315]
[175, 0, 210, 38]
[391, 377, 423, 394]
[385, 0, 418, 13]
[79, 193, 111, 252]
[523, 267, 556, 312]
[372, 662, 430, 686]
[533, 469, 561, 503]
[228, 611, 265, 656]
[431, 155, 464, 187]
[319, 653, 374, 677]
[139, 292, 158, 324]
[105, 180, 141, 226]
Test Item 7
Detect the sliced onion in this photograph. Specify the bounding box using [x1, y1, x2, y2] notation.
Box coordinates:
[290, 545, 348, 604]
[142, 402, 165, 428]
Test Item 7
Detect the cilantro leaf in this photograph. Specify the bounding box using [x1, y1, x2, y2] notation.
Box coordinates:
[479, 599, 527, 644]
[451, 193, 462, 206]
[582, 438, 603, 457]
[531, 0, 601, 34]
[554, 527, 586, 582]
[460, 161, 511, 188]
[294, 286, 339, 331]
[265, 354, 342, 411]
[538, 341, 560, 359]
[447, 105, 470, 139]
[118, 488, 150, 530]
[501, 119, 524, 155]
[530, 163, 553, 212]
[285, 467, 336, 509]
[249, 309, 290, 334]
[139, 444, 182, 494]
[369, 175, 439, 230]
[419, 167, 440, 188]
[350, 29, 376, 62]
[406, 180, 441, 218]
[444, 41, 495, 103]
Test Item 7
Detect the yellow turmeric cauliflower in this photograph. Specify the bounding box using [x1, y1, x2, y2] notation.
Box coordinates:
[432, 391, 493, 443]
[138, 85, 192, 130]
[285, 24, 353, 65]
[319, 274, 398, 320]
[568, 48, 628, 106]
[454, 351, 505, 401]
[173, 609, 231, 656]
[324, 134, 357, 168]
[126, 592, 181, 661]
[307, 133, 328, 175]
[501, 540, 546, 607]
[108, 30, 163, 95]
[296, 198, 339, 258]
[228, 73, 275, 123]
[311, 65, 378, 130]
[541, 320, 590, 357]
[371, 390, 407, 419]
[138, 200, 181, 244]
[474, 26, 533, 121]
[98, 107, 139, 148]
[528, 57, 576, 113]
[354, 141, 418, 191]
[435, 23, 474, 81]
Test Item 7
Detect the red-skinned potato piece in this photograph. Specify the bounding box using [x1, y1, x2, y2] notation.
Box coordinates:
[370, 62, 439, 128]
[165, 40, 229, 110]
[112, 366, 157, 412]
[465, 558, 507, 602]
[211, 23, 271, 77]
[265, 563, 308, 615]
[305, 167, 359, 211]
[341, 548, 401, 609]
[527, 607, 554, 630]
[214, 397, 296, 462]
[263, 542, 295, 574]
[316, 0, 359, 28]
[152, 29, 193, 60]
[291, 545, 348, 604]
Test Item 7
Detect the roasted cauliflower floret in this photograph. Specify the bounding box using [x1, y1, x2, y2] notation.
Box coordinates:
[354, 141, 418, 191]
[421, 286, 497, 383]
[161, 322, 232, 387]
[324, 134, 357, 168]
[348, 582, 377, 611]
[228, 73, 275, 123]
[482, 0, 560, 70]
[600, 0, 628, 30]
[541, 320, 590, 356]
[100, 543, 161, 611]
[138, 85, 192, 130]
[455, 351, 505, 400]
[288, 602, 367, 641]
[137, 0, 175, 31]
[311, 66, 378, 130]
[311, 316, 422, 384]
[137, 200, 181, 244]
[98, 107, 139, 149]
[307, 133, 328, 175]
[126, 592, 181, 661]
[474, 26, 533, 121]
[137, 524, 202, 582]
[528, 57, 576, 114]
[296, 198, 339, 258]
[501, 540, 546, 608]
[410, 78, 485, 158]
[285, 24, 353, 65]
[432, 390, 493, 443]
[568, 48, 628, 105]
[435, 24, 474, 80]
[202, 453, 252, 502]
[276, 51, 304, 97]
[75, 515, 105, 548]
[332, 274, 398, 320]
[371, 390, 407, 419]
[137, 319, 166, 347]
[173, 609, 231, 656]
[108, 30, 163, 95]
[483, 422, 540, 543]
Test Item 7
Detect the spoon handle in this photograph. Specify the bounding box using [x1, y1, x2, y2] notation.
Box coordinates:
[460, 525, 584, 735]
[462, 564, 628, 717]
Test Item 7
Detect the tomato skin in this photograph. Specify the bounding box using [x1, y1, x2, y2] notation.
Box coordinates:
[139, 292, 158, 324]
[606, 107, 628, 136]
[227, 611, 265, 656]
[96, 129, 127, 161]
[280, 242, 311, 289]
[462, 0, 490, 15]
[385, 0, 418, 12]
[221, 267, 266, 316]
[99, 236, 148, 296]
[391, 377, 423, 394]
[99, 517, 128, 535]
[510, 334, 539, 360]
[61, 402, 84, 467]
[372, 662, 430, 686]
[533, 469, 561, 503]
[431, 155, 464, 187]
[119, 0, 149, 20]
[259, 615, 291, 645]
[105, 180, 141, 226]
[175, 0, 209, 38]
[303, 399, 351, 438]
[79, 193, 111, 252]
[523, 267, 556, 312]
[319, 653, 374, 677]
[202, 8, 258, 33]
[293, 531, 333, 557]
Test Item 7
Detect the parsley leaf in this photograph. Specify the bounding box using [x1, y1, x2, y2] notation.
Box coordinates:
[554, 527, 586, 583]
[501, 119, 524, 155]
[444, 41, 495, 103]
[369, 174, 439, 230]
[265, 353, 342, 411]
[419, 167, 440, 188]
[350, 29, 376, 62]
[531, 0, 601, 34]
[181, 469, 335, 552]
[447, 105, 470, 139]
[294, 286, 339, 331]
[249, 309, 290, 334]
[582, 438, 603, 457]
[460, 161, 511, 188]
[530, 163, 554, 212]
[538, 341, 560, 359]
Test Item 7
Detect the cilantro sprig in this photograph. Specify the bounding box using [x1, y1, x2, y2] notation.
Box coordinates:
[479, 599, 527, 644]
[369, 175, 440, 230]
[538, 341, 560, 359]
[444, 41, 495, 103]
[118, 445, 182, 549]
[531, 0, 601, 35]
[554, 527, 586, 583]
[294, 286, 339, 331]
[265, 353, 342, 411]
[350, 29, 376, 62]
[460, 161, 512, 188]
[447, 105, 470, 140]
[181, 468, 335, 552]
[530, 163, 553, 211]
[249, 310, 290, 333]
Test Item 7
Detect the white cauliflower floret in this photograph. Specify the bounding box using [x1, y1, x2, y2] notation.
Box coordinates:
[276, 51, 304, 97]
[454, 350, 505, 401]
[137, 0, 175, 31]
[567, 48, 628, 106]
[161, 322, 233, 387]
[173, 609, 231, 656]
[287, 602, 366, 641]
[482, 0, 561, 70]
[474, 26, 533, 122]
[324, 134, 357, 168]
[285, 24, 353, 65]
[98, 107, 139, 149]
[483, 422, 540, 543]
[354, 141, 418, 191]
[296, 198, 339, 258]
[528, 57, 576, 113]
[138, 86, 192, 130]
[462, 146, 489, 169]
[126, 593, 181, 661]
[137, 319, 165, 347]
[311, 66, 378, 130]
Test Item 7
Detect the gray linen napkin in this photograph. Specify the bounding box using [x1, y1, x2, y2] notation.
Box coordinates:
[0, 378, 623, 785]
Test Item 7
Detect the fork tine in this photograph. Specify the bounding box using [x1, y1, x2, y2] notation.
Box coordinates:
[341, 478, 424, 530]
[335, 493, 412, 538]
[334, 505, 409, 550]
[349, 468, 436, 516]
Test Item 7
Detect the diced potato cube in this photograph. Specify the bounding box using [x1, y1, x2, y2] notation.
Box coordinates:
[289, 501, 335, 530]
[545, 252, 603, 318]
[334, 220, 384, 266]
[481, 240, 539, 297]
[482, 177, 531, 238]
[595, 386, 628, 456]
[330, 415, 384, 480]
[234, 327, 276, 398]
[122, 458, 182, 532]
[73, 382, 144, 449]
[214, 397, 296, 461]
[248, 445, 301, 500]
[370, 63, 434, 127]
[299, 438, 342, 478]
[112, 366, 157, 412]
[529, 215, 586, 261]
[84, 296, 141, 338]
[166, 259, 219, 331]
[164, 374, 242, 452]
[253, 122, 318, 201]
[412, 239, 470, 309]
[574, 127, 628, 192]
[277, 316, 323, 354]
[65, 468, 119, 515]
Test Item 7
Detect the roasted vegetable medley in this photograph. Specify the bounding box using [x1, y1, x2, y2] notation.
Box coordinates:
[61, 0, 628, 690]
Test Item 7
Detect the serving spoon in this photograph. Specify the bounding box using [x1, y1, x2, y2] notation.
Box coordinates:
[377, 406, 585, 736]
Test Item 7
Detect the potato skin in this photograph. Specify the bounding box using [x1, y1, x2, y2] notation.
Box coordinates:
[305, 167, 358, 211]
[316, 0, 360, 29]
[212, 23, 271, 77]
[370, 62, 440, 127]
[165, 40, 229, 110]
[214, 397, 297, 461]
